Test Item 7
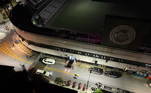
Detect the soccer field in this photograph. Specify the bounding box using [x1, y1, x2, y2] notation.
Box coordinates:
[45, 0, 107, 33]
[45, 0, 151, 53]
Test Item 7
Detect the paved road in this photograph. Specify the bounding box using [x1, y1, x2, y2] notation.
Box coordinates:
[0, 33, 32, 70]
[33, 54, 151, 93]
[0, 32, 151, 93]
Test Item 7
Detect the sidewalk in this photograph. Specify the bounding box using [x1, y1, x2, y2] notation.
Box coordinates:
[16, 30, 151, 73]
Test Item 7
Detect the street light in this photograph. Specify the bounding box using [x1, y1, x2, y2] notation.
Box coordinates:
[86, 68, 92, 91]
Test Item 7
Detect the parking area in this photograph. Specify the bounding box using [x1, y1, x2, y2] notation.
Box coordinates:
[29, 53, 151, 93]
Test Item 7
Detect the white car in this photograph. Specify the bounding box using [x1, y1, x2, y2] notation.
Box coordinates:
[36, 69, 53, 77]
[40, 57, 56, 65]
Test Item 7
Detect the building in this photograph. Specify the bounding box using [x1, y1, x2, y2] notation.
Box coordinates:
[10, 0, 151, 76]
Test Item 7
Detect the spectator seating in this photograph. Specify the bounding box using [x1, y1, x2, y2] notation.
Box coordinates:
[38, 0, 67, 24]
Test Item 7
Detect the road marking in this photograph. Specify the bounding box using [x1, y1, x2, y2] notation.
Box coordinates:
[0, 42, 75, 76]
[0, 43, 32, 64]
[45, 66, 74, 76]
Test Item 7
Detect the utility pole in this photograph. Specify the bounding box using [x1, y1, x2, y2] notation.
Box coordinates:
[86, 69, 92, 91]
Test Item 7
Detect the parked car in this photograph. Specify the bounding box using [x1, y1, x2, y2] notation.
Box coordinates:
[39, 57, 55, 65]
[104, 71, 122, 78]
[95, 82, 103, 88]
[89, 67, 103, 75]
[36, 69, 53, 77]
[133, 71, 148, 78]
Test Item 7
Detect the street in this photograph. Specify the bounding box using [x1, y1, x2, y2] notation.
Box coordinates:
[1, 1, 151, 93]
[0, 30, 150, 93]
[39, 56, 150, 93]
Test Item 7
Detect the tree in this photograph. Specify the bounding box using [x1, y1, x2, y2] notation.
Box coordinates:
[0, 0, 12, 8]
[93, 88, 103, 93]
[0, 0, 13, 17]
